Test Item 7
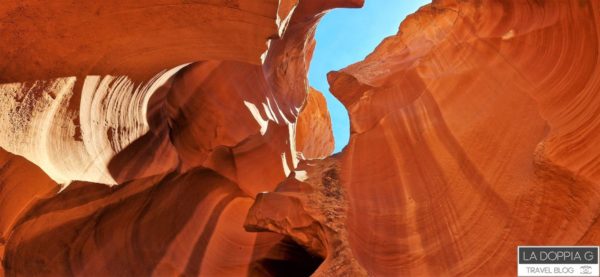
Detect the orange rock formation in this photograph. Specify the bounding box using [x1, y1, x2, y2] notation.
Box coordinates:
[1, 0, 600, 276]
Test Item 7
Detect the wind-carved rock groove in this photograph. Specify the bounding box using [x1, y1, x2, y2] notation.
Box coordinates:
[1, 0, 600, 276]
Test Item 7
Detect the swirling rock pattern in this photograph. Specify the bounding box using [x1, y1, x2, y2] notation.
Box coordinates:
[328, 0, 600, 275]
[1, 0, 600, 276]
[0, 0, 348, 275]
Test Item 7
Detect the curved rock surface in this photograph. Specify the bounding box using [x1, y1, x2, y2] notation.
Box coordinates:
[1, 0, 600, 276]
[0, 0, 349, 275]
[328, 0, 600, 275]
[296, 87, 335, 159]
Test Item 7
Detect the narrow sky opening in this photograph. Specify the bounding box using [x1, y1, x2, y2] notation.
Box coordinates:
[308, 0, 431, 153]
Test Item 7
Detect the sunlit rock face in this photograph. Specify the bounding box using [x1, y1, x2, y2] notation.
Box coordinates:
[296, 87, 335, 160]
[1, 0, 600, 276]
[0, 0, 346, 275]
[329, 0, 600, 275]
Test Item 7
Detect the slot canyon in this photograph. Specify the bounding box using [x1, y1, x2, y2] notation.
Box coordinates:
[1, 0, 600, 276]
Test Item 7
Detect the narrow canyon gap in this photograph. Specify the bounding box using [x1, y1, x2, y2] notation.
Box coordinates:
[309, 0, 431, 152]
[0, 0, 600, 276]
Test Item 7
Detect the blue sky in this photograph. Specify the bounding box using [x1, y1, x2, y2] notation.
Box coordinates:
[308, 0, 431, 153]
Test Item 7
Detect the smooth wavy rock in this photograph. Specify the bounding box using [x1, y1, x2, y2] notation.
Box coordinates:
[0, 149, 58, 277]
[0, 1, 280, 83]
[296, 87, 335, 159]
[0, 68, 182, 185]
[4, 169, 283, 276]
[0, 0, 346, 275]
[327, 0, 600, 275]
[2, 0, 600, 276]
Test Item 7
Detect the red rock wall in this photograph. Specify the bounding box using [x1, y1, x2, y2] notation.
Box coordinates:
[0, 0, 344, 275]
[2, 0, 600, 276]
[296, 87, 335, 159]
[328, 0, 600, 275]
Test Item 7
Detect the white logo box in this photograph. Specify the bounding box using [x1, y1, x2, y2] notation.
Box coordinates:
[518, 246, 599, 277]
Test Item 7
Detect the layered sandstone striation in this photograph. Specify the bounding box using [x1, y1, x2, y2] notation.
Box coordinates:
[327, 0, 600, 275]
[0, 0, 345, 275]
[1, 0, 600, 276]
